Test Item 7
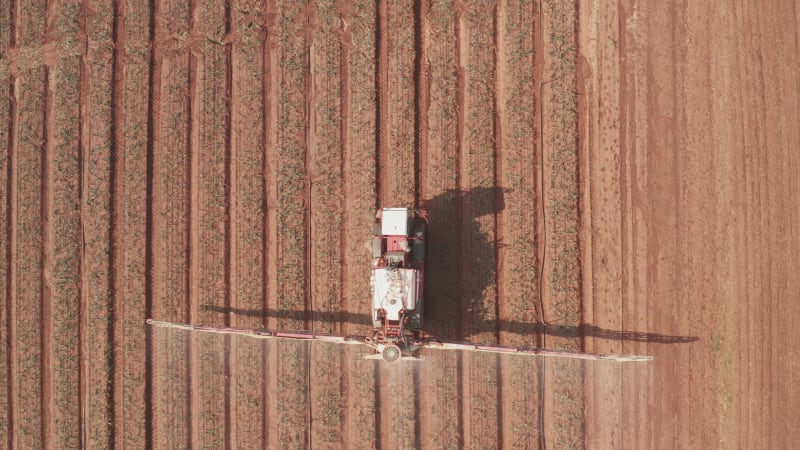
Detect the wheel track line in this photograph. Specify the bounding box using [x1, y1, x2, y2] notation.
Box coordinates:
[413, 0, 427, 210]
[222, 2, 233, 448]
[458, 2, 470, 444]
[493, 0, 505, 350]
[1, 0, 15, 445]
[40, 59, 51, 450]
[263, 0, 278, 444]
[338, 0, 350, 340]
[454, 1, 466, 444]
[185, 0, 196, 445]
[413, 1, 427, 444]
[144, 0, 157, 446]
[412, 3, 427, 444]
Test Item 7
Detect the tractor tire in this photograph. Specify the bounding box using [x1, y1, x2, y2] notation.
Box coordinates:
[372, 224, 383, 259]
[412, 221, 426, 260]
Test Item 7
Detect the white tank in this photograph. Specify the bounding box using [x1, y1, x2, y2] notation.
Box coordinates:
[372, 267, 418, 321]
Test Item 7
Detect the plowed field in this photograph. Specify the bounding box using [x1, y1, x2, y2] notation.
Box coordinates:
[1, 0, 798, 449]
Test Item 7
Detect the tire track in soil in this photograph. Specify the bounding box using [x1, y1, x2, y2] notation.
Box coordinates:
[9, 0, 47, 446]
[188, 0, 231, 446]
[112, 0, 152, 444]
[265, 2, 310, 447]
[577, 0, 624, 447]
[496, 1, 542, 447]
[228, 0, 268, 447]
[44, 2, 83, 446]
[150, 0, 192, 445]
[0, 0, 12, 445]
[81, 0, 116, 446]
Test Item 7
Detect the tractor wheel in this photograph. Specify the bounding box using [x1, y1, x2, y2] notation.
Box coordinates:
[381, 345, 402, 363]
[372, 224, 383, 259]
[412, 221, 426, 260]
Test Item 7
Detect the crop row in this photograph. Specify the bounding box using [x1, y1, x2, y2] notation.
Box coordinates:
[151, 0, 191, 445]
[82, 0, 116, 446]
[113, 0, 153, 444]
[228, 0, 269, 447]
[340, 0, 378, 338]
[421, 0, 461, 342]
[0, 0, 12, 445]
[542, 0, 584, 447]
[47, 2, 83, 447]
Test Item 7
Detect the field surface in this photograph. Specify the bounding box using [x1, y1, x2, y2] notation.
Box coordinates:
[579, 1, 800, 449]
[0, 0, 798, 448]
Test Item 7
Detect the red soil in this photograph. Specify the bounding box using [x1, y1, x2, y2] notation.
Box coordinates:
[579, 0, 800, 448]
[2, 0, 798, 448]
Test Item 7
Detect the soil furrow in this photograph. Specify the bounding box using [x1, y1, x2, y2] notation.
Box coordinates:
[228, 0, 268, 447]
[44, 2, 83, 446]
[375, 0, 388, 208]
[112, 0, 151, 442]
[413, 0, 427, 210]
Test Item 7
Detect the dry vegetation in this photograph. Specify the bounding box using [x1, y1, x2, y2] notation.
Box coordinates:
[1, 0, 586, 448]
[543, 0, 584, 447]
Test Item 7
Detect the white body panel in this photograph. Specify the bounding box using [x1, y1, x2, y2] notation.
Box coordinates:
[372, 268, 418, 320]
[381, 208, 409, 236]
